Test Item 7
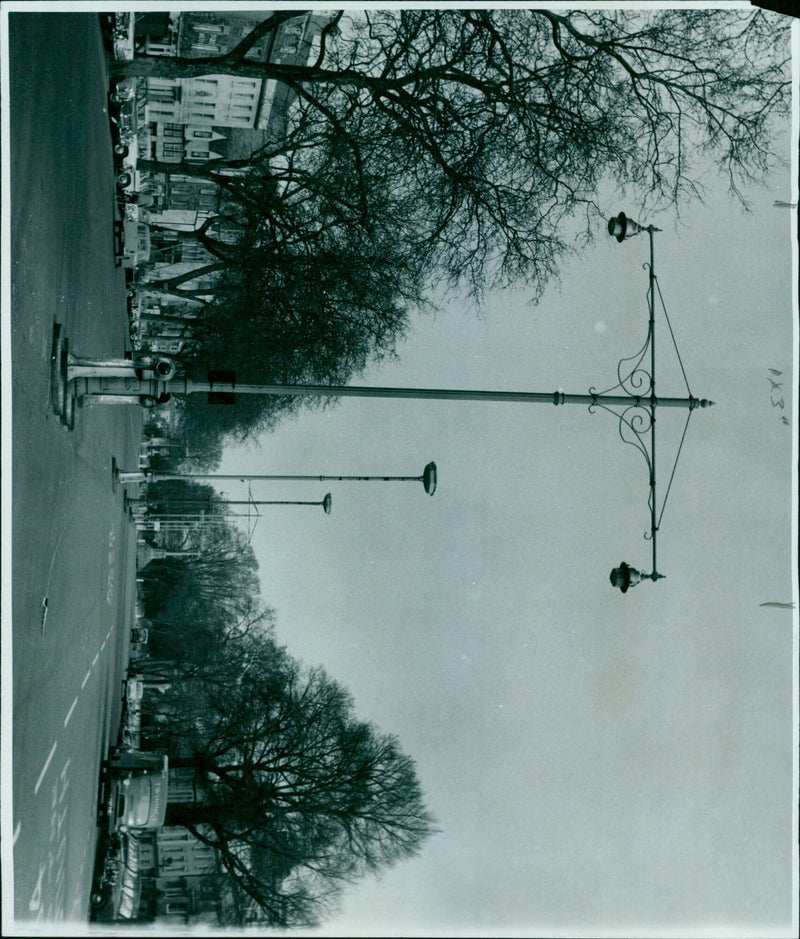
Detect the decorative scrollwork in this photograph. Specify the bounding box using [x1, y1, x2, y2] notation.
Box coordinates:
[587, 397, 656, 549]
[592, 319, 655, 401]
[616, 328, 654, 399]
[616, 404, 654, 469]
[586, 398, 654, 471]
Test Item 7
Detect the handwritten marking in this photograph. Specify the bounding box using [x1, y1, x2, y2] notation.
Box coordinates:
[34, 741, 58, 795]
[767, 368, 787, 418]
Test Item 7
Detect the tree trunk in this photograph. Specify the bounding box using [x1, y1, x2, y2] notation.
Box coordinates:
[144, 261, 227, 291]
[165, 801, 223, 828]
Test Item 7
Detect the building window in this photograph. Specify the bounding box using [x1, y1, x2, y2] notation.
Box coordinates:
[149, 88, 178, 103]
[165, 900, 190, 915]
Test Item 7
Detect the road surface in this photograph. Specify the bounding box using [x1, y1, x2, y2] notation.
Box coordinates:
[7, 12, 143, 927]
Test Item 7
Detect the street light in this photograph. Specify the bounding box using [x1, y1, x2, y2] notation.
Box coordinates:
[125, 493, 334, 515]
[115, 464, 438, 496]
[51, 212, 710, 588]
[609, 562, 665, 593]
[607, 211, 647, 242]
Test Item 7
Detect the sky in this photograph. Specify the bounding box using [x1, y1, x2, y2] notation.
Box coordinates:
[208, 7, 800, 936]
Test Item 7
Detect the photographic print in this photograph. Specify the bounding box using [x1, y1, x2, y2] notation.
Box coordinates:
[1, 2, 797, 935]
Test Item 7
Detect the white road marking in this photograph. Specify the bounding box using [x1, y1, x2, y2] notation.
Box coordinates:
[63, 698, 78, 727]
[34, 741, 58, 795]
[81, 670, 91, 689]
[28, 862, 46, 911]
[13, 821, 21, 845]
[91, 652, 99, 667]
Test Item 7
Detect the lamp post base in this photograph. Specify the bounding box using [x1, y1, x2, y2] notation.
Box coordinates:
[50, 324, 170, 429]
[50, 323, 75, 429]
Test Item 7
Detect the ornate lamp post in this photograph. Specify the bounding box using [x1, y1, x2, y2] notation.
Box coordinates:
[51, 213, 711, 589]
[601, 212, 701, 590]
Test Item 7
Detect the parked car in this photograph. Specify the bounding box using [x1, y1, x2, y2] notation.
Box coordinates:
[111, 13, 135, 62]
[130, 626, 149, 645]
[89, 833, 121, 912]
[109, 77, 135, 106]
[116, 164, 135, 192]
[125, 678, 144, 711]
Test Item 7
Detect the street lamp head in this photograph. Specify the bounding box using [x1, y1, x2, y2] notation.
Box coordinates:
[322, 493, 333, 514]
[610, 562, 640, 593]
[607, 211, 643, 243]
[610, 563, 665, 591]
[422, 462, 438, 496]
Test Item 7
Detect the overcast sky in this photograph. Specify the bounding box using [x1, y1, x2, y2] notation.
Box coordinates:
[214, 10, 799, 934]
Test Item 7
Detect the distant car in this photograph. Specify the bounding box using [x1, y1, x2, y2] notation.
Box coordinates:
[130, 627, 148, 645]
[111, 14, 135, 63]
[109, 79, 135, 106]
[116, 167, 134, 192]
[113, 136, 132, 159]
[126, 677, 144, 708]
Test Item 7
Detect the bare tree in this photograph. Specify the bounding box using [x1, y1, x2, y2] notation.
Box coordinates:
[163, 646, 438, 925]
[119, 7, 790, 298]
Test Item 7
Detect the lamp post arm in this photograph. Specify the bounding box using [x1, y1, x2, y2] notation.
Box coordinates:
[159, 378, 712, 410]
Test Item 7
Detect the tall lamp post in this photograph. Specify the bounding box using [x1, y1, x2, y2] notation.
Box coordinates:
[125, 493, 334, 515]
[116, 464, 438, 496]
[51, 213, 712, 589]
